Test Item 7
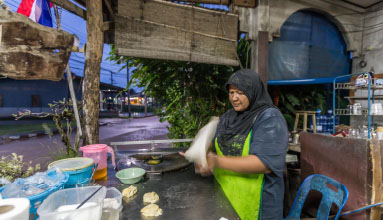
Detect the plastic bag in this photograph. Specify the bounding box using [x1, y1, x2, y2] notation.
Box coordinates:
[184, 117, 219, 168]
[1, 168, 64, 198]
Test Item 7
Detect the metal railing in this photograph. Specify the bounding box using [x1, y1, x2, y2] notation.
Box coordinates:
[110, 138, 194, 152]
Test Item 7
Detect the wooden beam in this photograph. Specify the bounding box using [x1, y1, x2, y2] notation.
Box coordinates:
[103, 21, 112, 31]
[103, 0, 114, 19]
[0, 47, 71, 81]
[233, 0, 256, 7]
[118, 0, 238, 40]
[50, 0, 87, 19]
[116, 0, 239, 65]
[73, 0, 86, 8]
[0, 8, 73, 81]
[164, 0, 256, 7]
[169, 0, 229, 4]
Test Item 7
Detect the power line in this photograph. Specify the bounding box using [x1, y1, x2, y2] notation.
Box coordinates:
[4, 0, 18, 9]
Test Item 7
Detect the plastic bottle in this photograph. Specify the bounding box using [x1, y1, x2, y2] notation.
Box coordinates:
[322, 114, 328, 133]
[315, 109, 322, 133]
[309, 117, 313, 132]
[327, 109, 333, 133]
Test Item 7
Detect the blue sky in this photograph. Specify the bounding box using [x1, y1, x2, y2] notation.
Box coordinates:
[4, 0, 133, 89]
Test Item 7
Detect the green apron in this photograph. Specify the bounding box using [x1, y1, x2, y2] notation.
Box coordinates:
[214, 131, 264, 220]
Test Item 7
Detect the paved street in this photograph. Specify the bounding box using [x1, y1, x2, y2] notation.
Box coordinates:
[0, 116, 170, 169]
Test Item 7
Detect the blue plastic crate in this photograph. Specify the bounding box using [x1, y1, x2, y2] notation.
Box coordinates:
[0, 172, 69, 220]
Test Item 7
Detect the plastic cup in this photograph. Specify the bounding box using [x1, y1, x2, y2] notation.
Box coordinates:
[377, 127, 383, 140]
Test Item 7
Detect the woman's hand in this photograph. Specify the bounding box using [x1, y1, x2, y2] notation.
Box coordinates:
[194, 152, 218, 176]
[179, 151, 218, 176]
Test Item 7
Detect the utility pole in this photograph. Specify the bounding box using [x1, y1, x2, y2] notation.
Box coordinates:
[127, 63, 131, 117]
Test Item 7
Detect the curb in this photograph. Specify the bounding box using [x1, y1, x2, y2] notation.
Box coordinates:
[0, 115, 157, 145]
[0, 130, 54, 144]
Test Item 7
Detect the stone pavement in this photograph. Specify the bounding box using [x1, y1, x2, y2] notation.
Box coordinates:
[0, 116, 170, 169]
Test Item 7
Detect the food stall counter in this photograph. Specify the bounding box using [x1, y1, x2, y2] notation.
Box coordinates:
[98, 164, 239, 220]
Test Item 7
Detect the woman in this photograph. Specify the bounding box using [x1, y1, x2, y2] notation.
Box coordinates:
[196, 69, 288, 220]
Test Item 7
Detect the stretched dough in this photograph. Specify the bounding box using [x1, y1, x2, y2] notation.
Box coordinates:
[122, 185, 137, 198]
[184, 116, 219, 168]
[143, 191, 160, 204]
[141, 204, 163, 217]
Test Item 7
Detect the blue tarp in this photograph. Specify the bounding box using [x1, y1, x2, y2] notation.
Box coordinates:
[268, 10, 351, 84]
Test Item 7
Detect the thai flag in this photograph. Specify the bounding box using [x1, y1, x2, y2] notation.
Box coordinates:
[17, 0, 53, 27]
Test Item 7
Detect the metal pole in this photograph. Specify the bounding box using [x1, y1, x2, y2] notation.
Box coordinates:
[144, 93, 148, 117]
[368, 74, 371, 139]
[53, 4, 82, 138]
[127, 63, 131, 117]
[66, 65, 82, 137]
[333, 78, 336, 134]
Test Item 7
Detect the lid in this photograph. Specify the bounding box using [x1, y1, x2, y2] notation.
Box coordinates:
[48, 157, 94, 171]
[316, 109, 321, 113]
[80, 144, 108, 152]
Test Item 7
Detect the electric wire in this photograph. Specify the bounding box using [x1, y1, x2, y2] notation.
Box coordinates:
[4, 0, 18, 9]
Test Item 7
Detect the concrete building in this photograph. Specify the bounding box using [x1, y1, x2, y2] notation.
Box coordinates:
[239, 0, 382, 84]
[0, 75, 125, 118]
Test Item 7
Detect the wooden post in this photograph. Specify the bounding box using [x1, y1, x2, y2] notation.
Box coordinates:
[82, 0, 103, 144]
[250, 31, 269, 89]
[257, 31, 268, 89]
[370, 139, 383, 219]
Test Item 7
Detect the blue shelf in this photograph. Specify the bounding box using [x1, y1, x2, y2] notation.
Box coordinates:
[333, 72, 375, 139]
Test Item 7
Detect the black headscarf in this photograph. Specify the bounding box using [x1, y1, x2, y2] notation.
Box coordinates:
[216, 69, 275, 156]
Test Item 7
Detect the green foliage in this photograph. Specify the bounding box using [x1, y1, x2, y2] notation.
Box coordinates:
[0, 153, 40, 183]
[107, 38, 251, 143]
[273, 85, 346, 130]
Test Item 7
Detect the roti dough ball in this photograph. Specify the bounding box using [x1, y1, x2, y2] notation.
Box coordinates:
[143, 191, 159, 204]
[122, 185, 138, 198]
[141, 204, 163, 217]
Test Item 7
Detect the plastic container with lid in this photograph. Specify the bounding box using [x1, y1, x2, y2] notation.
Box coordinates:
[101, 187, 123, 220]
[377, 126, 383, 140]
[48, 157, 94, 188]
[79, 144, 116, 180]
[37, 186, 107, 220]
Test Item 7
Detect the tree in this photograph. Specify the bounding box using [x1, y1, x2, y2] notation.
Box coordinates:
[14, 99, 82, 157]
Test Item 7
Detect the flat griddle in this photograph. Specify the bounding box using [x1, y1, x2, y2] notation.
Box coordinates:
[117, 151, 191, 174]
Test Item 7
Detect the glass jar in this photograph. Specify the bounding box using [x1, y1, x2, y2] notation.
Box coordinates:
[347, 105, 353, 115]
[353, 103, 362, 115]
